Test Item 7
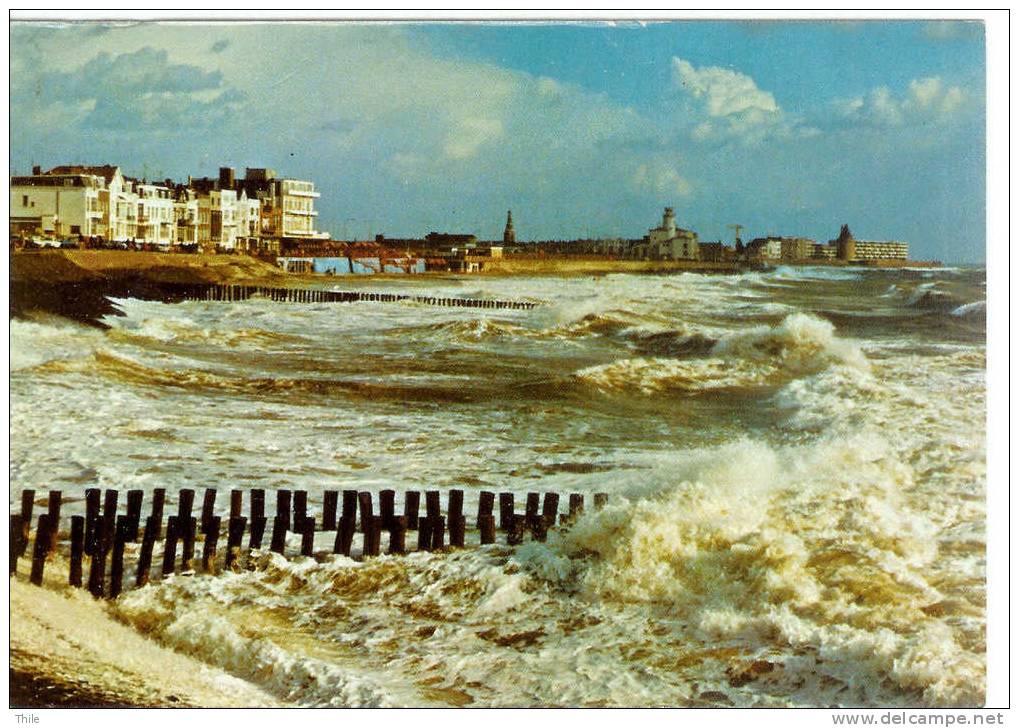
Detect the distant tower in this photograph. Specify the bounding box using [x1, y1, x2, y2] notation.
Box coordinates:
[662, 207, 677, 237]
[836, 223, 856, 261]
[503, 210, 516, 244]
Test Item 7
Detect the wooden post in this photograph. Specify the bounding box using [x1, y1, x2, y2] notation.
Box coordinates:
[542, 493, 560, 527]
[300, 518, 316, 557]
[527, 515, 548, 542]
[477, 491, 494, 529]
[250, 489, 266, 522]
[10, 515, 24, 576]
[84, 515, 104, 562]
[151, 488, 166, 539]
[126, 490, 143, 541]
[341, 490, 358, 524]
[30, 515, 52, 586]
[84, 488, 100, 555]
[230, 489, 243, 520]
[430, 516, 446, 551]
[479, 514, 496, 545]
[425, 490, 441, 521]
[177, 488, 195, 521]
[499, 493, 515, 531]
[108, 517, 131, 599]
[180, 517, 197, 572]
[101, 490, 118, 556]
[388, 516, 407, 555]
[507, 515, 525, 546]
[449, 515, 466, 548]
[276, 490, 292, 531]
[525, 492, 540, 521]
[293, 490, 308, 527]
[322, 491, 339, 531]
[569, 494, 585, 520]
[20, 490, 36, 556]
[358, 492, 374, 532]
[594, 493, 609, 510]
[87, 524, 108, 597]
[448, 490, 464, 524]
[249, 517, 267, 550]
[225, 517, 247, 570]
[135, 517, 157, 587]
[269, 517, 287, 554]
[334, 517, 356, 556]
[46, 490, 63, 551]
[363, 516, 381, 557]
[379, 490, 395, 529]
[202, 516, 221, 573]
[417, 517, 434, 552]
[404, 491, 420, 530]
[201, 488, 217, 532]
[68, 516, 85, 587]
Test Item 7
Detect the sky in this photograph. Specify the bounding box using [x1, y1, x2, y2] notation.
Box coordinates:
[9, 20, 986, 262]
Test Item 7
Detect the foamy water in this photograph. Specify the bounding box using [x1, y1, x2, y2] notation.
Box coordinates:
[10, 266, 986, 707]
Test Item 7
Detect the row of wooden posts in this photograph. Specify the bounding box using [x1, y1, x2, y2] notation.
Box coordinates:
[178, 284, 538, 311]
[10, 487, 608, 600]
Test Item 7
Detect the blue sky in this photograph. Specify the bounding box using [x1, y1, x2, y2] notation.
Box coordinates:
[9, 20, 985, 262]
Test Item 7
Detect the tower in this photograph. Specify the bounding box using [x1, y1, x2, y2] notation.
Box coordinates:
[835, 223, 856, 261]
[662, 207, 677, 237]
[503, 210, 516, 244]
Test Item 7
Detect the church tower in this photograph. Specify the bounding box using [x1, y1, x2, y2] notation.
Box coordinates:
[503, 210, 516, 244]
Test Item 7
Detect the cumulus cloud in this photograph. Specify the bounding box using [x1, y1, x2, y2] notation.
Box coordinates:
[632, 162, 693, 198]
[831, 77, 967, 128]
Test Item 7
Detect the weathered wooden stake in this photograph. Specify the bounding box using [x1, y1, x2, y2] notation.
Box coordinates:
[388, 516, 407, 555]
[293, 490, 308, 526]
[527, 515, 548, 542]
[270, 517, 287, 554]
[180, 517, 197, 571]
[417, 517, 434, 551]
[430, 516, 446, 551]
[449, 515, 466, 548]
[69, 516, 85, 587]
[84, 488, 100, 555]
[479, 514, 496, 545]
[569, 494, 585, 520]
[46, 490, 63, 552]
[30, 515, 52, 586]
[225, 517, 247, 570]
[101, 490, 119, 555]
[594, 493, 609, 509]
[249, 517, 267, 550]
[477, 491, 494, 529]
[363, 516, 382, 557]
[10, 515, 24, 575]
[177, 488, 195, 521]
[201, 488, 217, 531]
[276, 489, 292, 531]
[300, 518, 316, 557]
[87, 531, 108, 597]
[499, 493, 515, 531]
[425, 490, 441, 520]
[341, 490, 358, 524]
[135, 517, 158, 587]
[20, 491, 36, 555]
[358, 492, 374, 532]
[542, 492, 560, 527]
[108, 517, 131, 598]
[126, 490, 143, 541]
[404, 491, 421, 530]
[379, 490, 395, 529]
[334, 517, 356, 556]
[507, 515, 526, 546]
[202, 516, 221, 573]
[230, 490, 243, 520]
[525, 492, 540, 520]
[151, 488, 166, 539]
[448, 490, 464, 524]
[251, 489, 266, 522]
[322, 491, 339, 531]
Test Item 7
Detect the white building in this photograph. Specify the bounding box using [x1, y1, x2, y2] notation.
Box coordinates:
[237, 168, 327, 240]
[10, 166, 110, 240]
[134, 182, 176, 247]
[633, 207, 699, 260]
[197, 188, 239, 250]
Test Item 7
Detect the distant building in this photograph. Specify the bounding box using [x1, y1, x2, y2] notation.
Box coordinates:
[10, 167, 105, 239]
[425, 232, 478, 248]
[830, 224, 908, 261]
[745, 237, 783, 261]
[812, 242, 836, 259]
[503, 210, 516, 244]
[633, 207, 699, 260]
[779, 237, 815, 260]
[698, 241, 733, 262]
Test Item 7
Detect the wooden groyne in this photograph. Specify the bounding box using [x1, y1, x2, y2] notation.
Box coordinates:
[11, 487, 608, 599]
[174, 284, 538, 310]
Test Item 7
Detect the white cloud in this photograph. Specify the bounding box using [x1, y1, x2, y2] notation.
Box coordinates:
[672, 57, 779, 118]
[832, 76, 967, 128]
[632, 162, 693, 198]
[444, 117, 504, 160]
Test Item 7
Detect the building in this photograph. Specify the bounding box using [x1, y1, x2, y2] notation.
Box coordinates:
[779, 237, 815, 260]
[633, 207, 699, 260]
[698, 241, 734, 262]
[503, 210, 516, 244]
[235, 167, 327, 241]
[10, 167, 105, 240]
[830, 224, 908, 262]
[812, 243, 836, 259]
[745, 237, 783, 261]
[134, 182, 176, 248]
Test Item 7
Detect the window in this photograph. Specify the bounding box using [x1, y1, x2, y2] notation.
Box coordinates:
[22, 195, 28, 206]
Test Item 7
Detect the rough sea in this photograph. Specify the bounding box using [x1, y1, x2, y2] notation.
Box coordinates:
[9, 265, 986, 707]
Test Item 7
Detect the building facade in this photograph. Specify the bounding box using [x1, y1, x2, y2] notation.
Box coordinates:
[633, 207, 699, 260]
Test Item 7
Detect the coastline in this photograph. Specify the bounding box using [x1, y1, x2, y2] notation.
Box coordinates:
[9, 559, 285, 708]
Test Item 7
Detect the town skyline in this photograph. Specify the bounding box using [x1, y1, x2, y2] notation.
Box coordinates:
[10, 21, 986, 262]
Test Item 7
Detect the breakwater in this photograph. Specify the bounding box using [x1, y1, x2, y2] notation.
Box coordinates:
[12, 487, 606, 600]
[183, 283, 538, 309]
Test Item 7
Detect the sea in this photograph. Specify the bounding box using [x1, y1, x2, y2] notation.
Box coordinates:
[9, 265, 987, 707]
